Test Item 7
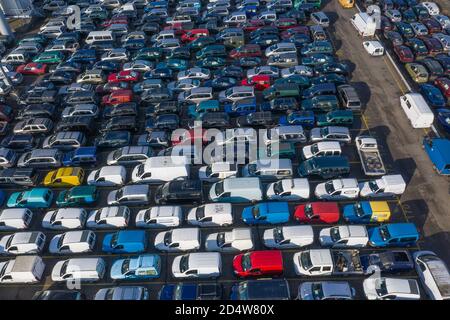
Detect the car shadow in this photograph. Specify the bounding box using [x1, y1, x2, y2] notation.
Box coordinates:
[349, 81, 371, 112]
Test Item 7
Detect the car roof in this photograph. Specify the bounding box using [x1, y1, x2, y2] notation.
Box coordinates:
[386, 223, 418, 237]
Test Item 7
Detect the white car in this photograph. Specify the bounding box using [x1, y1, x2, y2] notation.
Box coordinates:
[87, 166, 127, 187]
[319, 225, 368, 248]
[205, 228, 254, 252]
[86, 206, 130, 229]
[42, 208, 88, 230]
[198, 162, 238, 182]
[186, 203, 233, 227]
[154, 228, 200, 251]
[49, 230, 96, 254]
[298, 281, 355, 300]
[177, 68, 211, 80]
[246, 66, 279, 79]
[413, 251, 450, 300]
[421, 2, 440, 15]
[263, 226, 314, 249]
[172, 252, 221, 278]
[363, 277, 421, 300]
[265, 178, 310, 201]
[122, 60, 154, 73]
[135, 206, 182, 228]
[281, 65, 313, 78]
[302, 141, 342, 160]
[94, 286, 149, 300]
[0, 232, 46, 255]
[315, 178, 360, 200]
[363, 41, 385, 56]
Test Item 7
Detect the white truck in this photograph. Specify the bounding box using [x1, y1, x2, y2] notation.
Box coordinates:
[355, 136, 386, 176]
[293, 249, 364, 276]
[359, 174, 406, 198]
[0, 255, 45, 283]
[350, 12, 377, 37]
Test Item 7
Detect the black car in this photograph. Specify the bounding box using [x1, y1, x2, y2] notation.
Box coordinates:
[27, 78, 56, 94]
[249, 26, 279, 40]
[1, 134, 40, 152]
[50, 61, 83, 73]
[214, 66, 244, 79]
[49, 70, 76, 85]
[159, 283, 222, 300]
[32, 290, 84, 300]
[383, 30, 404, 46]
[0, 167, 38, 187]
[234, 57, 262, 68]
[23, 90, 59, 105]
[191, 112, 230, 129]
[360, 250, 414, 274]
[140, 22, 161, 34]
[236, 111, 274, 128]
[103, 103, 138, 118]
[147, 101, 180, 116]
[154, 179, 203, 205]
[56, 116, 95, 133]
[102, 116, 139, 132]
[146, 113, 180, 131]
[165, 47, 191, 60]
[262, 97, 299, 112]
[204, 77, 238, 90]
[95, 131, 131, 148]
[230, 279, 290, 300]
[141, 88, 172, 104]
[17, 104, 56, 120]
[435, 54, 450, 75]
[420, 58, 444, 78]
[90, 60, 121, 72]
[314, 62, 349, 76]
[65, 91, 99, 105]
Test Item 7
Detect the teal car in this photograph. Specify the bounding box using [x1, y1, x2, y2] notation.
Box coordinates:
[134, 48, 163, 61]
[19, 34, 47, 46]
[195, 44, 227, 59]
[33, 51, 65, 64]
[7, 188, 54, 208]
[301, 95, 339, 112]
[188, 36, 216, 51]
[187, 100, 221, 119]
[157, 59, 189, 71]
[196, 56, 227, 69]
[259, 142, 297, 159]
[275, 75, 311, 88]
[316, 110, 354, 126]
[110, 254, 161, 280]
[300, 41, 334, 56]
[56, 186, 98, 207]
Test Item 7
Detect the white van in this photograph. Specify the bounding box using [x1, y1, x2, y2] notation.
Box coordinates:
[223, 11, 247, 24]
[265, 125, 307, 144]
[49, 231, 96, 254]
[400, 93, 434, 128]
[205, 228, 254, 252]
[135, 206, 183, 228]
[151, 30, 176, 43]
[172, 252, 221, 278]
[86, 31, 115, 44]
[198, 162, 238, 182]
[51, 258, 106, 282]
[154, 228, 200, 251]
[263, 226, 314, 249]
[209, 177, 263, 202]
[132, 156, 189, 184]
[359, 174, 406, 198]
[242, 159, 293, 180]
[0, 232, 46, 255]
[414, 251, 450, 300]
[265, 42, 297, 58]
[266, 178, 310, 201]
[187, 203, 233, 227]
[158, 146, 201, 164]
[178, 87, 213, 104]
[42, 208, 88, 230]
[0, 256, 45, 283]
[363, 41, 385, 56]
[87, 206, 130, 229]
[1, 51, 31, 65]
[258, 10, 277, 22]
[88, 166, 127, 186]
[315, 178, 360, 200]
[302, 141, 342, 160]
[215, 127, 257, 146]
[0, 209, 33, 230]
[319, 225, 369, 248]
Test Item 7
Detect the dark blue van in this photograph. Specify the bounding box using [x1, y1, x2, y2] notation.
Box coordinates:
[62, 147, 97, 166]
[302, 83, 337, 99]
[224, 98, 257, 116]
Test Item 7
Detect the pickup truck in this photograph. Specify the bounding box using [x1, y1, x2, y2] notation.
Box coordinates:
[360, 250, 414, 275]
[355, 136, 386, 176]
[293, 249, 364, 276]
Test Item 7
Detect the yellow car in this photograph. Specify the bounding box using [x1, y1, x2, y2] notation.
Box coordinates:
[338, 0, 355, 8]
[43, 167, 85, 187]
[405, 63, 429, 83]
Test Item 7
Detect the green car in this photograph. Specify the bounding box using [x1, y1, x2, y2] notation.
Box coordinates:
[19, 34, 47, 46]
[259, 142, 297, 159]
[187, 100, 221, 119]
[158, 58, 189, 71]
[33, 51, 65, 64]
[301, 95, 339, 112]
[195, 44, 227, 59]
[196, 56, 227, 69]
[56, 186, 98, 207]
[188, 36, 216, 51]
[294, 0, 321, 10]
[316, 110, 354, 126]
[134, 48, 163, 61]
[263, 84, 300, 100]
[275, 75, 311, 88]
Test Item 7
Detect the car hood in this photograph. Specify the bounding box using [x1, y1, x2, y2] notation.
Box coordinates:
[241, 207, 255, 224]
[6, 192, 21, 207]
[102, 234, 113, 252]
[232, 254, 243, 273]
[48, 234, 62, 254]
[342, 204, 357, 222]
[318, 228, 334, 246]
[110, 259, 125, 279]
[367, 227, 382, 245]
[299, 283, 314, 300]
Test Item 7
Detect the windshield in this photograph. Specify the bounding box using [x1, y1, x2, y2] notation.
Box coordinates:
[368, 181, 380, 193]
[312, 283, 324, 300]
[214, 182, 224, 196]
[375, 278, 388, 296]
[121, 259, 130, 274]
[110, 232, 118, 247]
[116, 189, 123, 200]
[137, 164, 145, 177]
[217, 232, 225, 247]
[305, 203, 314, 218]
[179, 255, 189, 273]
[325, 181, 335, 194]
[354, 203, 364, 217]
[330, 227, 341, 242]
[300, 251, 313, 270]
[252, 206, 260, 219]
[379, 226, 391, 242]
[311, 143, 319, 155]
[164, 231, 172, 246]
[195, 206, 205, 221]
[241, 253, 252, 271]
[274, 227, 284, 243]
[247, 163, 257, 175]
[273, 181, 283, 195]
[205, 166, 212, 177]
[113, 149, 123, 160]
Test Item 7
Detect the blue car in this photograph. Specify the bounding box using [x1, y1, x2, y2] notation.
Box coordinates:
[62, 147, 97, 166]
[423, 137, 450, 175]
[7, 188, 53, 208]
[224, 98, 257, 116]
[68, 49, 97, 65]
[436, 109, 450, 134]
[159, 283, 222, 300]
[419, 84, 446, 108]
[368, 223, 419, 247]
[110, 254, 161, 280]
[278, 111, 315, 128]
[360, 250, 414, 274]
[102, 230, 148, 254]
[242, 202, 290, 225]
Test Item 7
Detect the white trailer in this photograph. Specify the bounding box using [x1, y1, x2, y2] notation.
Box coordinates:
[351, 13, 377, 37]
[0, 255, 45, 283]
[355, 136, 386, 176]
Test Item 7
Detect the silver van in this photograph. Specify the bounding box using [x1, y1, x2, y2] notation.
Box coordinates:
[51, 258, 106, 282]
[265, 126, 307, 144]
[17, 149, 62, 168]
[0, 208, 33, 230]
[13, 118, 53, 135]
[337, 85, 361, 110]
[42, 131, 86, 151]
[242, 159, 293, 180]
[107, 185, 151, 206]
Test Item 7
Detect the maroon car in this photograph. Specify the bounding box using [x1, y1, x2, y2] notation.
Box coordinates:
[421, 18, 442, 34]
[243, 19, 266, 32]
[393, 45, 415, 63]
[421, 36, 443, 55]
[280, 26, 310, 40]
[434, 77, 450, 98]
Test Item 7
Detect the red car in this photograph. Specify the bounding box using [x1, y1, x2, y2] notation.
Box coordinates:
[233, 250, 283, 277]
[294, 202, 340, 224]
[274, 18, 298, 31]
[241, 75, 271, 91]
[434, 77, 450, 98]
[422, 36, 443, 54]
[280, 26, 310, 40]
[107, 70, 140, 83]
[421, 18, 441, 34]
[102, 89, 133, 105]
[393, 45, 415, 63]
[101, 17, 128, 28]
[171, 128, 208, 146]
[16, 62, 48, 75]
[181, 29, 209, 42]
[243, 19, 266, 32]
[229, 44, 262, 59]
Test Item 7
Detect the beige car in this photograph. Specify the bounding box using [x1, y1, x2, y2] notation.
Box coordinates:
[405, 63, 429, 83]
